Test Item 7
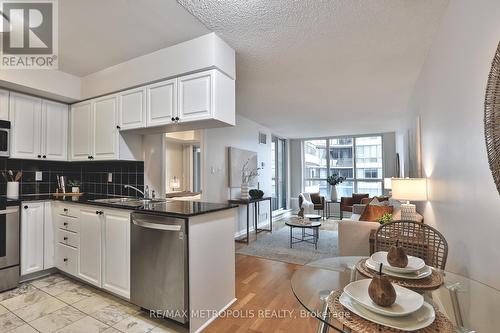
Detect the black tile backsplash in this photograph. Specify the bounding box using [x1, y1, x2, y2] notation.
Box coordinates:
[0, 159, 144, 197]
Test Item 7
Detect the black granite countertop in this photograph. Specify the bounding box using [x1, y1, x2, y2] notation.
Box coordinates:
[2, 194, 238, 217]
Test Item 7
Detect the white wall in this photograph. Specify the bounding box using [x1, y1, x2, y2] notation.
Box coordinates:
[406, 0, 500, 290]
[202, 115, 273, 236]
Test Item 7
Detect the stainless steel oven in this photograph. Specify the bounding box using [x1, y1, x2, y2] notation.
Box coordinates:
[0, 200, 19, 292]
[0, 120, 10, 158]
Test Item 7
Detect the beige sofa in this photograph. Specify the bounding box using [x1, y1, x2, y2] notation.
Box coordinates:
[338, 203, 423, 257]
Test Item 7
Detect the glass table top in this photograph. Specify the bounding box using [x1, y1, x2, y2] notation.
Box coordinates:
[290, 256, 500, 333]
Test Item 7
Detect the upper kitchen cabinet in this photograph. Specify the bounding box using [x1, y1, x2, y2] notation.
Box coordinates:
[42, 100, 68, 160]
[118, 87, 146, 130]
[70, 101, 93, 160]
[9, 93, 41, 159]
[93, 95, 119, 160]
[178, 71, 212, 122]
[146, 79, 177, 127]
[10, 92, 68, 160]
[70, 96, 141, 161]
[0, 89, 9, 120]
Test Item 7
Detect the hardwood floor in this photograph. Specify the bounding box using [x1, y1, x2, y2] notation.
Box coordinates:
[204, 254, 318, 333]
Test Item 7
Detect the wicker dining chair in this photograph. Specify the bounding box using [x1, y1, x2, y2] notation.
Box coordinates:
[374, 221, 448, 270]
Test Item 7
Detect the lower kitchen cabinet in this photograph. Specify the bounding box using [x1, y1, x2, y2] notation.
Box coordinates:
[102, 210, 130, 298]
[21, 201, 54, 276]
[78, 208, 103, 287]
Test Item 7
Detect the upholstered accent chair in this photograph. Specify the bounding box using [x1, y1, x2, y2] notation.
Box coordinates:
[340, 193, 370, 215]
[298, 192, 325, 218]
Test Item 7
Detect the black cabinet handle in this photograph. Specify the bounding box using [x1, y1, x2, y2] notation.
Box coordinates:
[23, 205, 28, 209]
[88, 156, 91, 159]
[175, 116, 179, 121]
[95, 210, 99, 215]
[99, 211, 104, 215]
[43, 155, 46, 159]
[171, 117, 175, 121]
[63, 237, 68, 241]
[63, 258, 68, 262]
[63, 222, 68, 226]
[37, 155, 41, 158]
[116, 125, 121, 130]
[63, 208, 68, 212]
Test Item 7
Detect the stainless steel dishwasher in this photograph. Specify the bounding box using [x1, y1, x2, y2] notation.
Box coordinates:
[130, 212, 189, 324]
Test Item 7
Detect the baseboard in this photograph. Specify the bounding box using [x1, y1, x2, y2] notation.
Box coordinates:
[193, 298, 237, 333]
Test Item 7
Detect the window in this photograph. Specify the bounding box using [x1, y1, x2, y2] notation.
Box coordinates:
[303, 135, 383, 197]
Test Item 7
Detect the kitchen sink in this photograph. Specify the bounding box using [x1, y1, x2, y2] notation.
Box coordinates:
[89, 197, 167, 206]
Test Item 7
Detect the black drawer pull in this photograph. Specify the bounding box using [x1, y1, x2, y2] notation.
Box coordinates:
[63, 258, 68, 262]
[63, 237, 68, 241]
[23, 205, 28, 209]
[63, 222, 68, 226]
[63, 208, 68, 212]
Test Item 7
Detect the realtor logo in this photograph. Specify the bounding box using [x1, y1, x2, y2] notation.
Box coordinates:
[1, 0, 58, 69]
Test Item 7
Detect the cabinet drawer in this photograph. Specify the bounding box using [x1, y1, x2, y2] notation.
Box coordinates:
[55, 204, 78, 218]
[57, 229, 78, 249]
[56, 215, 79, 233]
[56, 243, 77, 276]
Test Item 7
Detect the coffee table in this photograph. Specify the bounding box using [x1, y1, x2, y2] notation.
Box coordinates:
[285, 218, 322, 250]
[304, 214, 322, 221]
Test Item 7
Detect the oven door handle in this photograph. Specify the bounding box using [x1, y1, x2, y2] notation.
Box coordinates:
[132, 218, 182, 231]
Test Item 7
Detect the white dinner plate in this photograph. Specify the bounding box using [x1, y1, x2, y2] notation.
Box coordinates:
[366, 258, 432, 280]
[343, 279, 424, 317]
[339, 292, 435, 331]
[371, 251, 426, 273]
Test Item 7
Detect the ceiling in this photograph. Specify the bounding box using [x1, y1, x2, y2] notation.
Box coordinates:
[177, 0, 450, 138]
[58, 0, 209, 76]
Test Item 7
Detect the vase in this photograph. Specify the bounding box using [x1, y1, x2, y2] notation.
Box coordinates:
[72, 187, 80, 193]
[7, 181, 19, 200]
[241, 183, 250, 200]
[330, 185, 338, 201]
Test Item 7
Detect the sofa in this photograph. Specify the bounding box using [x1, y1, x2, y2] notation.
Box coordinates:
[338, 199, 423, 256]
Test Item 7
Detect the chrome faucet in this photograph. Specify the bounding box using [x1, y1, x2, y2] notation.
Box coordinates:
[124, 184, 149, 198]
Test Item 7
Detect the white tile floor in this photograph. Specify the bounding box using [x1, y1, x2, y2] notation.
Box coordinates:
[0, 274, 187, 333]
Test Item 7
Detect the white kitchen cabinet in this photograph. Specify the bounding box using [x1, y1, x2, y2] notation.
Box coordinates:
[70, 101, 93, 161]
[146, 79, 177, 127]
[119, 87, 146, 130]
[42, 100, 68, 160]
[10, 92, 69, 160]
[43, 202, 55, 269]
[0, 89, 9, 120]
[93, 96, 118, 160]
[102, 210, 130, 298]
[78, 208, 102, 286]
[9, 93, 42, 159]
[178, 71, 213, 122]
[20, 202, 45, 275]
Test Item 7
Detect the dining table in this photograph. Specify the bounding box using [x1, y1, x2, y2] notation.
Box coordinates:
[291, 256, 500, 333]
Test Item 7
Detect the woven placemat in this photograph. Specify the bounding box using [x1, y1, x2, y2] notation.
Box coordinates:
[356, 259, 444, 291]
[327, 290, 455, 333]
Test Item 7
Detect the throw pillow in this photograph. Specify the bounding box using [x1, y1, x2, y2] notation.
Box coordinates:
[388, 198, 402, 218]
[352, 193, 369, 204]
[360, 205, 393, 222]
[369, 197, 388, 206]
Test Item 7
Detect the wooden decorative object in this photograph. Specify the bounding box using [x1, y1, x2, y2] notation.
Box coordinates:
[485, 41, 500, 195]
[52, 192, 85, 197]
[327, 290, 455, 333]
[356, 259, 444, 291]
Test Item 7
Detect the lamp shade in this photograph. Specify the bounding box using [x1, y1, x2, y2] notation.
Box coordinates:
[391, 178, 427, 201]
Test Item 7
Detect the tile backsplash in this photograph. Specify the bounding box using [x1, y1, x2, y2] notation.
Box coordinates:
[0, 159, 144, 197]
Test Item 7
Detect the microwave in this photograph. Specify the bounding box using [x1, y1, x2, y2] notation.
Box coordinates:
[0, 121, 10, 158]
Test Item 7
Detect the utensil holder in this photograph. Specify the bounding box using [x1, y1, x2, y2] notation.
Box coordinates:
[7, 181, 19, 199]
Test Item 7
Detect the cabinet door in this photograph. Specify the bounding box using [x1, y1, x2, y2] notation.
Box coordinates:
[178, 71, 213, 122]
[103, 210, 130, 298]
[78, 208, 102, 286]
[146, 79, 177, 126]
[42, 100, 68, 161]
[43, 202, 54, 269]
[70, 101, 92, 161]
[9, 93, 42, 159]
[20, 202, 45, 275]
[0, 89, 9, 120]
[119, 87, 146, 130]
[93, 96, 118, 160]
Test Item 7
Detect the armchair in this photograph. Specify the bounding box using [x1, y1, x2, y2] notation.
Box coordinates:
[340, 193, 369, 215]
[299, 192, 325, 218]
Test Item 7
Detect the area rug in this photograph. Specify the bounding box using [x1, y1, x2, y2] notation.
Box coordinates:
[236, 225, 339, 265]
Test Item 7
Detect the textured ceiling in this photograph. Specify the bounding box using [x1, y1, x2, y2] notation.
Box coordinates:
[59, 0, 209, 76]
[178, 0, 449, 138]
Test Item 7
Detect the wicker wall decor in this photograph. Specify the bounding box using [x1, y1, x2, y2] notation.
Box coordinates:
[485, 41, 500, 195]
